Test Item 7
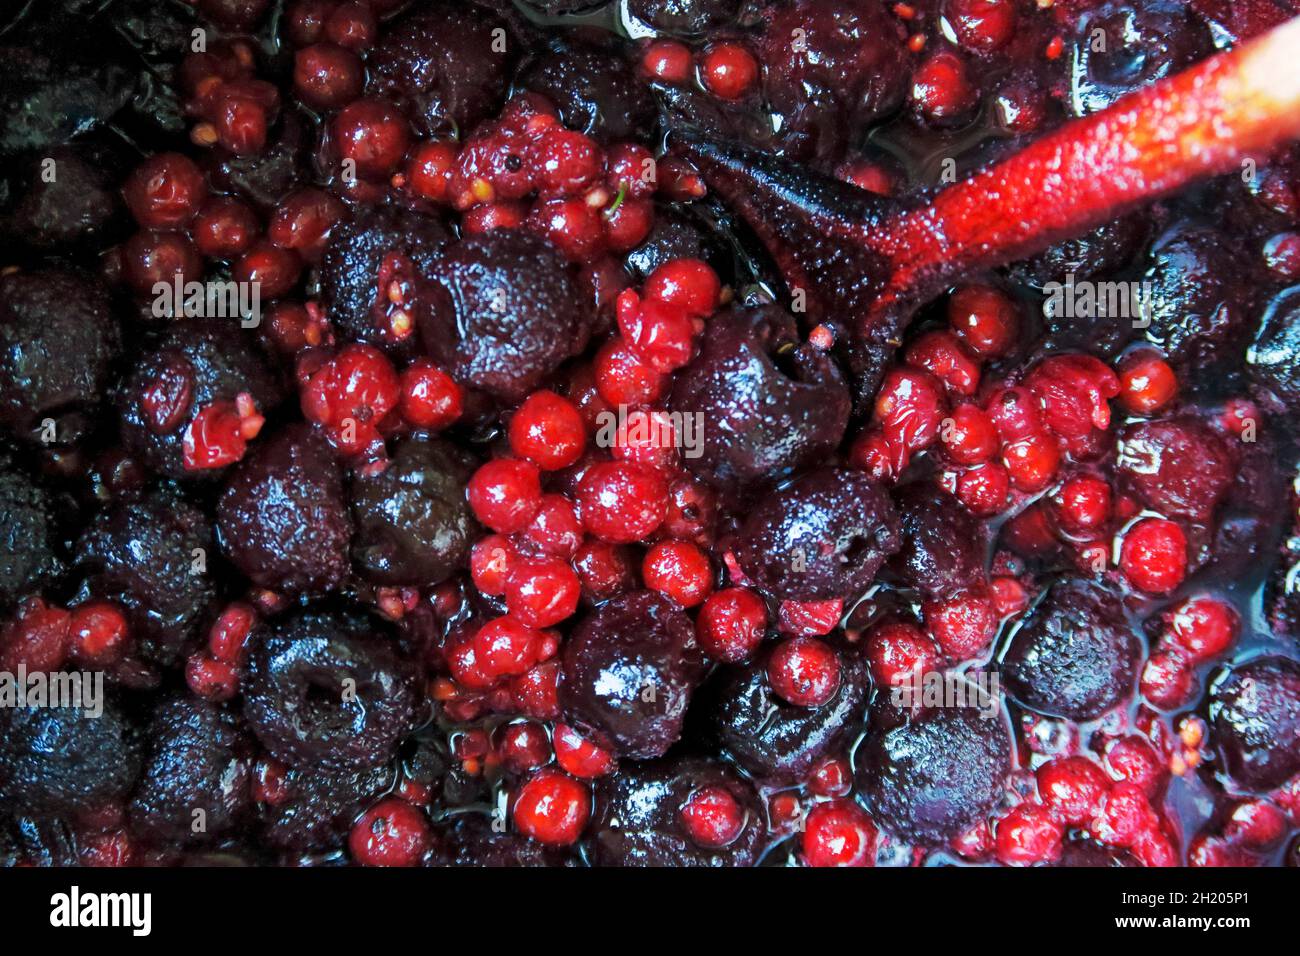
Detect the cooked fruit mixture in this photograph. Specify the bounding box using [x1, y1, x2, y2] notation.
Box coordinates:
[2, 0, 1300, 868]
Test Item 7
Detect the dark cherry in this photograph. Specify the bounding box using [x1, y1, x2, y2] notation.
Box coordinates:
[1001, 578, 1142, 722]
[367, 7, 514, 137]
[586, 756, 766, 866]
[667, 304, 850, 492]
[217, 423, 353, 596]
[243, 608, 418, 770]
[348, 437, 479, 587]
[857, 703, 1012, 845]
[419, 229, 594, 401]
[0, 696, 142, 817]
[118, 319, 285, 481]
[74, 488, 218, 667]
[558, 591, 705, 759]
[730, 467, 900, 601]
[1115, 416, 1235, 523]
[0, 456, 62, 607]
[521, 40, 657, 143]
[1209, 656, 1300, 792]
[702, 640, 868, 782]
[0, 268, 119, 445]
[128, 695, 251, 844]
[887, 483, 986, 600]
[260, 762, 394, 854]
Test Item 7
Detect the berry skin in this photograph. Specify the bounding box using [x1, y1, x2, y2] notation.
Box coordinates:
[471, 616, 546, 681]
[777, 598, 844, 637]
[875, 366, 948, 452]
[553, 724, 614, 779]
[925, 590, 996, 660]
[69, 602, 130, 667]
[699, 43, 759, 100]
[301, 344, 400, 455]
[642, 39, 693, 84]
[523, 494, 584, 559]
[332, 99, 411, 180]
[505, 556, 581, 628]
[1165, 597, 1237, 661]
[994, 803, 1064, 865]
[696, 588, 768, 663]
[941, 404, 998, 465]
[293, 43, 364, 109]
[1117, 350, 1178, 415]
[766, 636, 841, 708]
[644, 258, 721, 319]
[911, 51, 977, 122]
[1036, 756, 1110, 826]
[1054, 474, 1112, 534]
[468, 458, 543, 534]
[616, 290, 697, 373]
[802, 800, 878, 867]
[508, 391, 587, 471]
[577, 461, 669, 544]
[399, 361, 463, 430]
[1002, 433, 1061, 493]
[349, 798, 431, 867]
[955, 462, 1010, 516]
[679, 786, 745, 849]
[530, 128, 603, 199]
[906, 330, 981, 397]
[470, 534, 517, 596]
[1120, 518, 1187, 594]
[643, 540, 713, 608]
[594, 338, 669, 407]
[404, 141, 459, 204]
[864, 620, 940, 688]
[512, 769, 590, 846]
[948, 285, 1019, 359]
[192, 196, 259, 260]
[123, 153, 209, 229]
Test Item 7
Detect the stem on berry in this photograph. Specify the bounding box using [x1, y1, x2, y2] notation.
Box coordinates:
[875, 15, 1300, 310]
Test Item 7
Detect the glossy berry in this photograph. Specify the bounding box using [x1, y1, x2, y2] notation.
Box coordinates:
[470, 534, 517, 596]
[301, 344, 400, 455]
[512, 769, 590, 846]
[1036, 757, 1110, 826]
[349, 798, 430, 867]
[495, 721, 552, 773]
[470, 616, 547, 681]
[695, 588, 767, 662]
[399, 361, 463, 430]
[766, 636, 841, 708]
[679, 786, 745, 849]
[905, 330, 981, 397]
[577, 460, 668, 544]
[293, 43, 364, 109]
[874, 367, 948, 452]
[531, 128, 603, 199]
[642, 540, 713, 608]
[1054, 474, 1111, 534]
[468, 458, 543, 534]
[955, 462, 1010, 516]
[182, 395, 264, 470]
[332, 99, 411, 180]
[642, 40, 693, 84]
[505, 556, 581, 628]
[925, 591, 996, 660]
[616, 290, 697, 373]
[699, 43, 759, 100]
[911, 51, 977, 122]
[68, 602, 129, 667]
[553, 724, 614, 779]
[508, 391, 586, 470]
[192, 196, 259, 260]
[644, 258, 721, 318]
[404, 141, 459, 204]
[948, 285, 1019, 358]
[802, 800, 877, 867]
[1002, 433, 1061, 493]
[941, 404, 998, 465]
[1165, 596, 1237, 661]
[1117, 350, 1178, 415]
[946, 0, 1018, 53]
[594, 338, 669, 407]
[523, 494, 584, 559]
[864, 620, 939, 688]
[123, 153, 208, 229]
[1120, 518, 1187, 594]
[994, 803, 1064, 865]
